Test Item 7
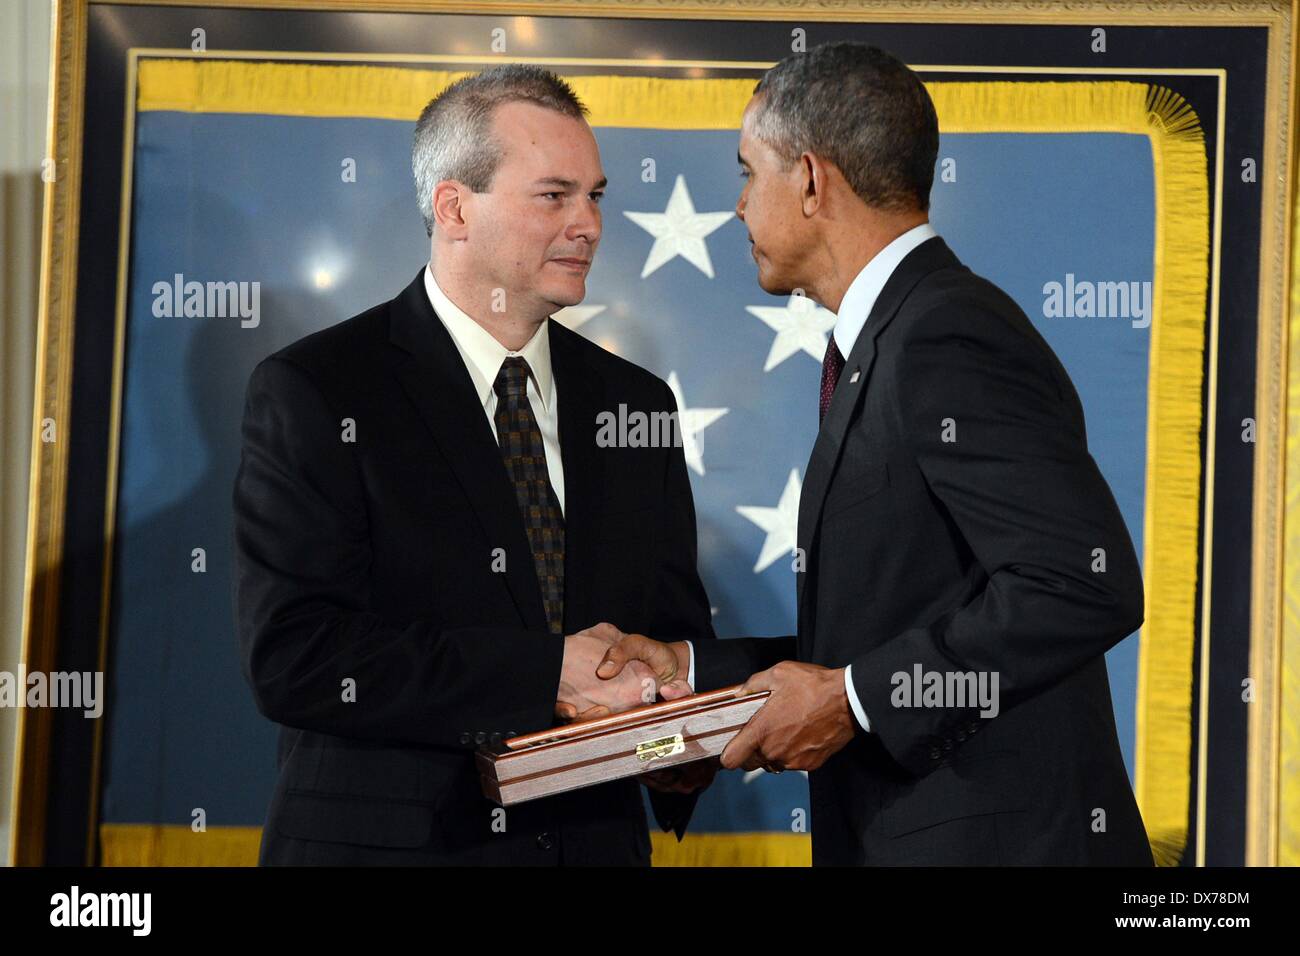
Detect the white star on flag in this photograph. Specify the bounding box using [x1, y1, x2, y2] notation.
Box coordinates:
[666, 370, 728, 477]
[746, 294, 838, 371]
[623, 175, 733, 279]
[551, 303, 607, 332]
[735, 468, 802, 573]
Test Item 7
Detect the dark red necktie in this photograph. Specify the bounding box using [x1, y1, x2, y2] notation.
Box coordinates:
[819, 336, 846, 423]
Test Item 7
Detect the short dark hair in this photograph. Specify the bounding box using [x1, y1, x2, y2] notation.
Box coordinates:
[412, 65, 588, 237]
[751, 43, 938, 212]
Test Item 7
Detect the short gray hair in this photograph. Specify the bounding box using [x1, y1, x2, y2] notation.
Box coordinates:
[412, 65, 589, 237]
[751, 43, 938, 212]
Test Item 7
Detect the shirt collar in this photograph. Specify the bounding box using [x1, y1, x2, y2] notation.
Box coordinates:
[833, 221, 939, 356]
[423, 263, 554, 411]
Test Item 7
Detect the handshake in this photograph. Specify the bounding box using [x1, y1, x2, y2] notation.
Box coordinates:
[554, 623, 859, 782]
[554, 622, 714, 795]
[554, 622, 693, 723]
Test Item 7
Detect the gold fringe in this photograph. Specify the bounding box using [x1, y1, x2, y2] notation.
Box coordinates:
[1141, 84, 1209, 867]
[127, 61, 1209, 867]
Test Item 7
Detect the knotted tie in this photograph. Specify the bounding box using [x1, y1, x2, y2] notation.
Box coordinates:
[492, 357, 565, 635]
[819, 335, 846, 423]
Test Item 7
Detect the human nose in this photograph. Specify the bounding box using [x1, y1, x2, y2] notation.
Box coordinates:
[568, 196, 601, 245]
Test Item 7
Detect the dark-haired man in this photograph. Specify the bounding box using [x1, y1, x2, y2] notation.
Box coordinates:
[600, 42, 1153, 866]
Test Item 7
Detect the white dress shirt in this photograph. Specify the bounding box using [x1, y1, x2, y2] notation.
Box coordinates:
[427, 265, 690, 684]
[423, 264, 565, 514]
[684, 222, 939, 732]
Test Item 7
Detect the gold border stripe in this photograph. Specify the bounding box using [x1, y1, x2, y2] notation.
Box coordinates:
[650, 830, 811, 866]
[136, 59, 760, 127]
[98, 824, 811, 866]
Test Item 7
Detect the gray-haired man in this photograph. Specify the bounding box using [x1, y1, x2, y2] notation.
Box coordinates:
[235, 65, 717, 865]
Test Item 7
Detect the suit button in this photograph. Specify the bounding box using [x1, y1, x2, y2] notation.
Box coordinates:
[928, 748, 941, 760]
[968, 722, 980, 734]
[474, 731, 487, 745]
[489, 732, 502, 747]
[536, 832, 554, 850]
[459, 732, 471, 746]
[942, 739, 953, 751]
[955, 730, 967, 742]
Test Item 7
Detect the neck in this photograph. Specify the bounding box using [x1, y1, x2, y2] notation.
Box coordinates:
[430, 256, 549, 352]
[807, 210, 928, 314]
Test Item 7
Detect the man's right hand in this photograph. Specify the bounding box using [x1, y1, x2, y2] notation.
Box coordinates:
[596, 630, 693, 700]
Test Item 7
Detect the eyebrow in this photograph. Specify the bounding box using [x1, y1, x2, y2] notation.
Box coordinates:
[533, 176, 608, 190]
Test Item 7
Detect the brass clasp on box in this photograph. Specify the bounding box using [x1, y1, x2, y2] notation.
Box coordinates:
[636, 733, 685, 762]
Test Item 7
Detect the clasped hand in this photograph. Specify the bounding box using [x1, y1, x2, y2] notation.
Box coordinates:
[554, 623, 678, 722]
[593, 628, 856, 773]
[555, 623, 715, 795]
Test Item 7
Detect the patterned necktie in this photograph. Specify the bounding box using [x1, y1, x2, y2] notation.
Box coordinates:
[492, 357, 565, 636]
[819, 335, 846, 423]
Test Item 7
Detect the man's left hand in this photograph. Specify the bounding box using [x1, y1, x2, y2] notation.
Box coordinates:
[722, 662, 857, 773]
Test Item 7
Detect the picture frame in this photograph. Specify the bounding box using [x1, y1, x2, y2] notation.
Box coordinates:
[20, 0, 1297, 867]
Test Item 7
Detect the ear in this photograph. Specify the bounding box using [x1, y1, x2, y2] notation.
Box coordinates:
[795, 151, 826, 218]
[432, 180, 471, 240]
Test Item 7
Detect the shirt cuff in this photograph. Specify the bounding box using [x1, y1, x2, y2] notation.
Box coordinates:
[844, 664, 872, 733]
[684, 640, 696, 691]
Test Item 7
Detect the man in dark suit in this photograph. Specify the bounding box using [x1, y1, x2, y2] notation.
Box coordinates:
[598, 43, 1153, 865]
[233, 65, 716, 865]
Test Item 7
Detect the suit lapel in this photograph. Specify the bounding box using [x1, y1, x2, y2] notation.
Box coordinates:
[548, 321, 606, 633]
[796, 238, 961, 645]
[387, 271, 548, 632]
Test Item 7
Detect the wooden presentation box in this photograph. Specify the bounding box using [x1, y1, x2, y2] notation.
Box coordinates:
[477, 685, 769, 806]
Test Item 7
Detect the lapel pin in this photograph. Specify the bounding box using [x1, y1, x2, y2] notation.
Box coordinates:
[849, 370, 861, 384]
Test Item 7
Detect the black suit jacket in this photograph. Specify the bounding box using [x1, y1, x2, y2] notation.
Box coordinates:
[695, 237, 1154, 865]
[234, 271, 716, 865]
